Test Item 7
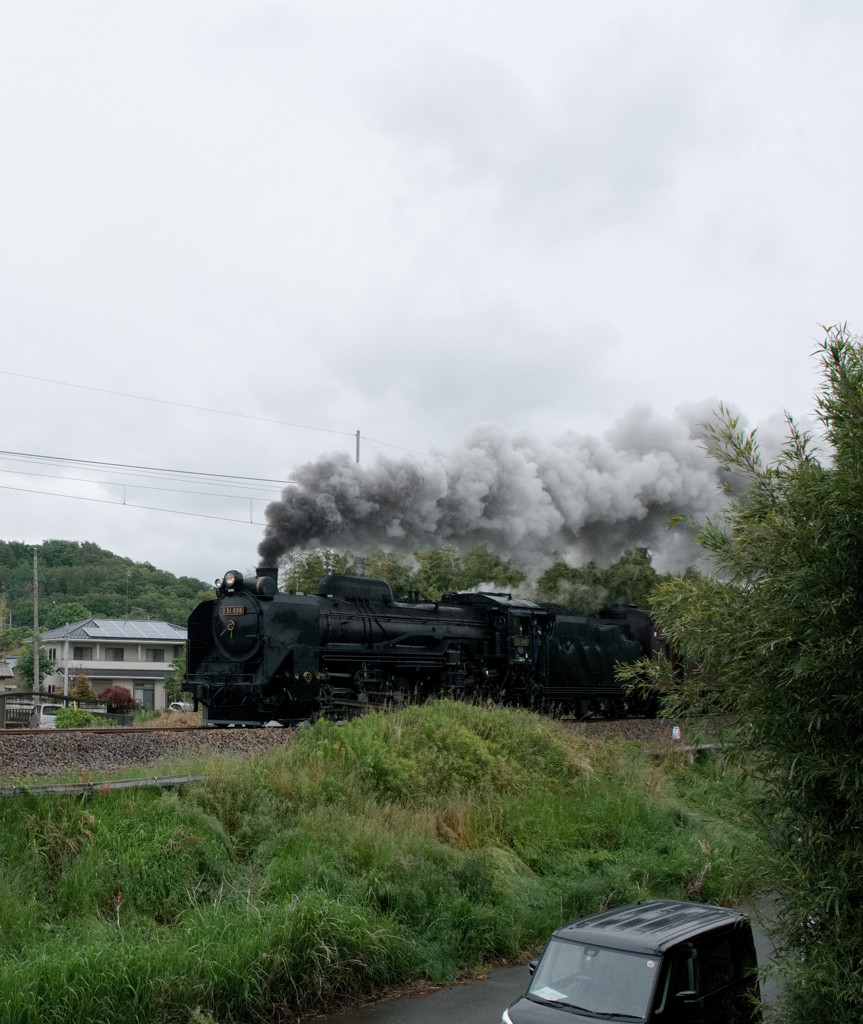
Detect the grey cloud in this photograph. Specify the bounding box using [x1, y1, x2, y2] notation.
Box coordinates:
[375, 30, 704, 240]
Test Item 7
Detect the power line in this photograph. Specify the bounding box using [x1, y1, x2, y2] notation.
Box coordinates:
[0, 482, 269, 525]
[0, 370, 428, 457]
[0, 466, 280, 501]
[0, 449, 290, 491]
[0, 370, 355, 438]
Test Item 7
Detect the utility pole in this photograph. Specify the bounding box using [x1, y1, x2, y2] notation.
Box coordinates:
[63, 626, 70, 697]
[32, 547, 40, 694]
[355, 429, 361, 464]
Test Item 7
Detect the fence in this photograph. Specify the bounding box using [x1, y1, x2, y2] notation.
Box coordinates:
[0, 693, 131, 729]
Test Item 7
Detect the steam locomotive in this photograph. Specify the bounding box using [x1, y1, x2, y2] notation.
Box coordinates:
[185, 567, 661, 726]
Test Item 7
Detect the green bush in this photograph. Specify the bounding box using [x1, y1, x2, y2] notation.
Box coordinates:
[54, 708, 111, 729]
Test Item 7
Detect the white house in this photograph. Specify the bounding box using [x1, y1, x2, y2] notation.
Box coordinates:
[37, 619, 186, 710]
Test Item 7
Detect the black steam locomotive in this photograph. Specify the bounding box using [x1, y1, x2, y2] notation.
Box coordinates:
[185, 567, 661, 726]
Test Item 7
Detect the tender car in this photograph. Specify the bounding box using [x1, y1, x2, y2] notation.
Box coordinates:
[502, 899, 761, 1023]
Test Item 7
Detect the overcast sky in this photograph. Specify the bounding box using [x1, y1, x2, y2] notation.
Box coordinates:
[2, 0, 861, 590]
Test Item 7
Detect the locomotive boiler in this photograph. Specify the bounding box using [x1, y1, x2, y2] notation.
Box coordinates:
[185, 567, 658, 726]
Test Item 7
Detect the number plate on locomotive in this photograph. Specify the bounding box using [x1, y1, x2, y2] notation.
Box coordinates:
[220, 605, 245, 616]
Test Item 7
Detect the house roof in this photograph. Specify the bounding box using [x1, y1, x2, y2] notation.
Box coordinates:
[39, 620, 187, 642]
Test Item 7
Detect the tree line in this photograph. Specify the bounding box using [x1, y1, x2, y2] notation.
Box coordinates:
[280, 542, 680, 610]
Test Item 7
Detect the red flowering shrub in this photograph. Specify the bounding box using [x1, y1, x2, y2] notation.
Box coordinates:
[100, 685, 140, 713]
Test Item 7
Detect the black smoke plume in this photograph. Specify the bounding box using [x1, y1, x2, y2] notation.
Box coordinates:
[258, 408, 728, 573]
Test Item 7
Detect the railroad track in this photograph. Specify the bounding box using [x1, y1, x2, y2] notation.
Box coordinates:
[0, 723, 296, 781]
[0, 717, 726, 783]
[0, 724, 210, 736]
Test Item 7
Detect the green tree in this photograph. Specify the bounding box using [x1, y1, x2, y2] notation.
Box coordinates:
[459, 545, 526, 591]
[534, 548, 665, 612]
[362, 550, 417, 598]
[410, 544, 527, 600]
[42, 601, 91, 630]
[411, 546, 464, 600]
[603, 547, 661, 606]
[650, 325, 863, 1022]
[14, 641, 53, 689]
[165, 655, 187, 702]
[70, 674, 98, 701]
[281, 550, 354, 593]
[0, 597, 28, 656]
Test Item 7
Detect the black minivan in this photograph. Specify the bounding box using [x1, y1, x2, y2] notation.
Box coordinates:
[502, 899, 761, 1023]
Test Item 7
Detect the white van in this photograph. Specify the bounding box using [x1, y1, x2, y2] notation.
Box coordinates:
[29, 703, 63, 729]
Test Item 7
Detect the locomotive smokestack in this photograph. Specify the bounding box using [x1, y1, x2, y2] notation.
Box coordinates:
[258, 406, 730, 573]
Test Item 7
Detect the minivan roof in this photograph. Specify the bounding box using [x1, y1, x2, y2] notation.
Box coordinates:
[552, 899, 748, 956]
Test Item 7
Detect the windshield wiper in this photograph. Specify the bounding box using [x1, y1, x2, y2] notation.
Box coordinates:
[528, 994, 594, 1014]
[526, 998, 642, 1021]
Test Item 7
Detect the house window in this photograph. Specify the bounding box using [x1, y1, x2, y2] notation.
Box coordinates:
[47, 648, 57, 662]
[73, 646, 93, 660]
[106, 648, 125, 662]
[146, 649, 165, 663]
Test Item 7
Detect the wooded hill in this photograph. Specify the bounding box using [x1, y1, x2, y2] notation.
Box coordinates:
[0, 540, 211, 641]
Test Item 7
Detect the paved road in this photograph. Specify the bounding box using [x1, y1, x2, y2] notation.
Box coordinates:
[311, 964, 528, 1024]
[312, 901, 779, 1024]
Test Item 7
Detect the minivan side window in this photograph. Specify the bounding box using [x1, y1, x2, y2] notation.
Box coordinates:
[652, 946, 694, 1015]
[697, 935, 737, 995]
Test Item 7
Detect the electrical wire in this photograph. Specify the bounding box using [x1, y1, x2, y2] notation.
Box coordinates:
[0, 482, 269, 525]
[0, 466, 280, 501]
[0, 368, 431, 524]
[0, 450, 290, 493]
[0, 370, 428, 457]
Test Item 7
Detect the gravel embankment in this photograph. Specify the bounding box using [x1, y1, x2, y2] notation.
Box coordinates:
[0, 728, 296, 780]
[563, 715, 730, 745]
[0, 716, 730, 782]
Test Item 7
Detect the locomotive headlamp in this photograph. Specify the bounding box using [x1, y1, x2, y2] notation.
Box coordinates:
[223, 570, 243, 592]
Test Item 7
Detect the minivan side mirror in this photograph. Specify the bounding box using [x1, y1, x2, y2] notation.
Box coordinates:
[528, 960, 538, 976]
[673, 989, 697, 1005]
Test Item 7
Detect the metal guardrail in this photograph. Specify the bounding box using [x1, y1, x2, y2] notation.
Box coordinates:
[0, 773, 205, 798]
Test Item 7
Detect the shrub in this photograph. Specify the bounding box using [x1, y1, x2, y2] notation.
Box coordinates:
[54, 708, 110, 729]
[99, 686, 140, 713]
[69, 675, 98, 701]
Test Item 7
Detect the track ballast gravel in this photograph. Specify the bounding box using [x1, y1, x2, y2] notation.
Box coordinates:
[0, 717, 726, 782]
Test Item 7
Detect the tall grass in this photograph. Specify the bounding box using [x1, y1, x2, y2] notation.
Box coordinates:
[0, 702, 767, 1023]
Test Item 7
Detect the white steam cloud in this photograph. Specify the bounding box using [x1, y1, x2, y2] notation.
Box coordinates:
[259, 407, 729, 573]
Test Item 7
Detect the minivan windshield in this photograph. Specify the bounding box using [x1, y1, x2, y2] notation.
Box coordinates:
[528, 936, 660, 1020]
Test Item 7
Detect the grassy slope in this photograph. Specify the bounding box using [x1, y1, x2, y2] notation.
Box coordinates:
[0, 702, 768, 1024]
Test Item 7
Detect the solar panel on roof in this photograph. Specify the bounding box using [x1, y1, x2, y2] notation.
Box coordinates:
[39, 619, 186, 641]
